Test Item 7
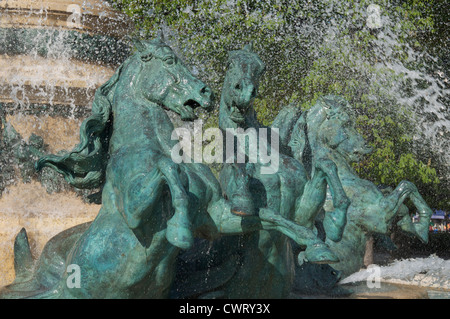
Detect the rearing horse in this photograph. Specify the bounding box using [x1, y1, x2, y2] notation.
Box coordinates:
[35, 38, 215, 251]
[290, 96, 433, 291]
[169, 44, 345, 299]
[219, 43, 350, 244]
[1, 38, 338, 299]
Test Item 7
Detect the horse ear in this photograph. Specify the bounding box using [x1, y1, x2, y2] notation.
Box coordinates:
[226, 50, 237, 68]
[243, 41, 254, 52]
[131, 37, 146, 52]
[157, 29, 165, 43]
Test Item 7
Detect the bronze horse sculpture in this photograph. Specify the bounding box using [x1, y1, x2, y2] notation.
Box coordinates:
[0, 39, 339, 299]
[305, 96, 433, 277]
[290, 96, 433, 294]
[173, 45, 433, 298]
[219, 44, 350, 245]
[0, 38, 433, 299]
[171, 44, 349, 299]
[2, 37, 215, 298]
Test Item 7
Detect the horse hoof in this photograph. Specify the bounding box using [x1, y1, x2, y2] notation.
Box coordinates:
[413, 224, 429, 244]
[323, 210, 347, 242]
[166, 219, 193, 250]
[303, 243, 340, 265]
[398, 215, 416, 234]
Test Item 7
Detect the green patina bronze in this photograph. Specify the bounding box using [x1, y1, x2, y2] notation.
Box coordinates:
[0, 39, 434, 299]
[291, 96, 433, 294]
[172, 44, 351, 299]
[1, 38, 345, 299]
[218, 44, 351, 245]
[212, 44, 345, 298]
[314, 96, 433, 275]
[172, 46, 433, 298]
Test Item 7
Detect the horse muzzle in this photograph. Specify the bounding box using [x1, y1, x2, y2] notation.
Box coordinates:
[196, 85, 214, 111]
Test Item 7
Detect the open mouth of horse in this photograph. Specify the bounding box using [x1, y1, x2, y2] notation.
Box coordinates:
[184, 99, 201, 109]
[174, 99, 203, 120]
[229, 101, 246, 123]
[184, 96, 213, 112]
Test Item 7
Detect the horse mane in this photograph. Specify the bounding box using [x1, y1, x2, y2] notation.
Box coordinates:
[35, 57, 132, 189]
[35, 38, 176, 189]
[288, 95, 348, 173]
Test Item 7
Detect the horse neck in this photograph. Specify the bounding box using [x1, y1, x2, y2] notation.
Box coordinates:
[326, 150, 360, 181]
[110, 58, 177, 155]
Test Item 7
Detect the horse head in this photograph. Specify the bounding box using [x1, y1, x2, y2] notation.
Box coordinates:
[131, 38, 214, 120]
[315, 96, 373, 163]
[36, 37, 215, 189]
[220, 42, 265, 127]
[290, 95, 372, 167]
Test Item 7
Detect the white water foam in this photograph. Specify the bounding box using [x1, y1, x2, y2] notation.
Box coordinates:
[340, 254, 450, 290]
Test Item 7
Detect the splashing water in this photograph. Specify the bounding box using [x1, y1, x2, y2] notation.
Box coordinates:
[131, 1, 448, 178]
[1, 0, 130, 112]
[340, 254, 450, 289]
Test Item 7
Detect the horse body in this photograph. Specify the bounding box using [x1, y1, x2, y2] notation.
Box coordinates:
[2, 39, 336, 299]
[58, 206, 177, 298]
[0, 39, 215, 299]
[196, 44, 339, 298]
[218, 47, 350, 245]
[215, 157, 307, 298]
[326, 159, 433, 277]
[58, 42, 216, 298]
[300, 96, 433, 278]
[219, 45, 343, 254]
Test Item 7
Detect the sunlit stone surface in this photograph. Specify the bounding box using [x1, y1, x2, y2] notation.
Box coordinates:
[0, 0, 132, 286]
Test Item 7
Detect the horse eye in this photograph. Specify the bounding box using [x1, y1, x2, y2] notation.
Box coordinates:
[141, 54, 152, 62]
[164, 56, 175, 65]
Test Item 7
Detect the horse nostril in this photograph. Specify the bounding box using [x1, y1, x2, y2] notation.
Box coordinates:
[235, 83, 241, 90]
[200, 86, 211, 95]
[199, 86, 214, 106]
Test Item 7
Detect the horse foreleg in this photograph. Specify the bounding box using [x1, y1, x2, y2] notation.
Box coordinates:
[381, 180, 432, 243]
[258, 208, 339, 265]
[157, 159, 193, 250]
[122, 168, 165, 246]
[206, 197, 260, 235]
[395, 201, 430, 243]
[382, 181, 413, 213]
[219, 163, 256, 216]
[319, 159, 350, 242]
[207, 199, 338, 264]
[408, 188, 433, 243]
[395, 203, 416, 234]
[294, 169, 327, 230]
